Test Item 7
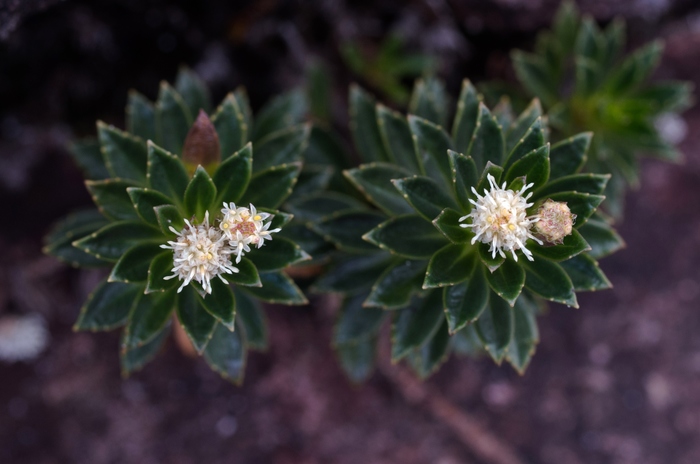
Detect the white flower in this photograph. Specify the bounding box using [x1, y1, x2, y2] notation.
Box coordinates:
[459, 174, 542, 262]
[219, 202, 281, 263]
[161, 211, 239, 294]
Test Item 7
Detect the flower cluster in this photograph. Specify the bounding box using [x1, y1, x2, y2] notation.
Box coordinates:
[162, 204, 280, 294]
[460, 174, 542, 262]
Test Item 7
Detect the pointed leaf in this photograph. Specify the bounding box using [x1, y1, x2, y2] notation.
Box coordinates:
[234, 288, 267, 349]
[476, 294, 514, 363]
[84, 179, 138, 221]
[534, 173, 609, 198]
[511, 50, 558, 107]
[410, 319, 451, 379]
[252, 90, 307, 141]
[213, 142, 252, 205]
[433, 207, 473, 244]
[312, 210, 385, 254]
[475, 163, 504, 198]
[504, 117, 545, 170]
[606, 40, 663, 94]
[521, 258, 577, 307]
[409, 77, 448, 127]
[43, 209, 111, 268]
[75, 281, 142, 331]
[449, 150, 478, 211]
[506, 295, 539, 374]
[334, 292, 386, 345]
[530, 229, 590, 261]
[504, 145, 550, 191]
[443, 265, 489, 333]
[365, 259, 427, 309]
[212, 93, 248, 159]
[245, 237, 310, 272]
[377, 104, 420, 171]
[146, 251, 178, 293]
[343, 163, 414, 216]
[198, 278, 236, 329]
[147, 141, 189, 204]
[127, 187, 174, 226]
[155, 82, 193, 154]
[127, 91, 157, 143]
[452, 79, 481, 154]
[313, 253, 392, 295]
[155, 205, 185, 236]
[549, 133, 591, 179]
[242, 162, 302, 209]
[69, 138, 110, 180]
[408, 115, 453, 183]
[242, 271, 307, 305]
[123, 290, 176, 349]
[110, 243, 165, 284]
[485, 258, 525, 306]
[391, 291, 444, 361]
[286, 191, 365, 223]
[120, 323, 169, 376]
[336, 335, 376, 383]
[559, 253, 612, 291]
[175, 67, 211, 115]
[364, 215, 447, 259]
[226, 258, 261, 287]
[392, 175, 459, 221]
[505, 99, 543, 153]
[424, 244, 475, 288]
[578, 218, 625, 259]
[73, 221, 162, 261]
[546, 191, 604, 227]
[253, 124, 310, 173]
[204, 323, 246, 384]
[98, 122, 148, 183]
[478, 241, 505, 273]
[184, 166, 217, 221]
[176, 285, 217, 353]
[349, 85, 390, 162]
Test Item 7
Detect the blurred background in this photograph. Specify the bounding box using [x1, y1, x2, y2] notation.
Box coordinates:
[2, 0, 700, 463]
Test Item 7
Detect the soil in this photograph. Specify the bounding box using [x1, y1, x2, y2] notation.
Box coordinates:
[2, 1, 700, 463]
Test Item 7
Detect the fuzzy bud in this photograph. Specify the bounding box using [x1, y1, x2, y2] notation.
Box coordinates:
[534, 199, 576, 245]
[182, 109, 221, 174]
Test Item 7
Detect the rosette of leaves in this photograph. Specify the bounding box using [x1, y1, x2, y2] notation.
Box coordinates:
[43, 68, 312, 383]
[511, 1, 693, 217]
[311, 77, 623, 381]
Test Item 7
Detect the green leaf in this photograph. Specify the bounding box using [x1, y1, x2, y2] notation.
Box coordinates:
[74, 280, 142, 331]
[606, 40, 663, 94]
[336, 336, 376, 383]
[452, 79, 481, 154]
[452, 324, 483, 356]
[485, 258, 525, 306]
[478, 241, 505, 273]
[549, 133, 591, 179]
[474, 162, 504, 198]
[203, 323, 246, 384]
[184, 166, 217, 221]
[349, 85, 390, 163]
[449, 150, 479, 212]
[391, 291, 444, 361]
[443, 265, 489, 333]
[120, 323, 169, 376]
[87, 179, 140, 222]
[155, 82, 193, 154]
[476, 293, 514, 363]
[252, 89, 307, 142]
[546, 191, 605, 227]
[286, 191, 365, 223]
[145, 251, 178, 293]
[534, 173, 609, 198]
[364, 215, 447, 259]
[423, 244, 475, 288]
[176, 285, 217, 353]
[343, 163, 414, 216]
[365, 259, 427, 309]
[312, 210, 385, 254]
[226, 258, 261, 287]
[334, 292, 386, 345]
[43, 209, 111, 267]
[578, 218, 625, 259]
[433, 207, 472, 244]
[123, 290, 176, 349]
[521, 258, 577, 307]
[233, 87, 253, 134]
[559, 253, 612, 291]
[511, 50, 558, 107]
[211, 93, 248, 160]
[377, 104, 420, 171]
[155, 205, 184, 236]
[234, 288, 267, 349]
[242, 162, 302, 209]
[306, 60, 332, 121]
[98, 122, 148, 183]
[213, 142, 252, 205]
[505, 99, 543, 154]
[409, 320, 451, 379]
[303, 125, 350, 169]
[126, 91, 157, 143]
[245, 237, 310, 272]
[127, 187, 174, 226]
[242, 271, 308, 305]
[110, 243, 165, 284]
[147, 141, 189, 204]
[313, 253, 392, 295]
[504, 145, 550, 191]
[392, 175, 459, 221]
[408, 115, 453, 183]
[69, 138, 110, 180]
[73, 221, 162, 261]
[409, 77, 448, 127]
[530, 229, 591, 261]
[175, 67, 211, 115]
[506, 295, 539, 374]
[634, 81, 694, 113]
[198, 278, 236, 329]
[253, 124, 310, 173]
[504, 117, 545, 170]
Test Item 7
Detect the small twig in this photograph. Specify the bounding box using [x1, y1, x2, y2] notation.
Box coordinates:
[378, 355, 525, 464]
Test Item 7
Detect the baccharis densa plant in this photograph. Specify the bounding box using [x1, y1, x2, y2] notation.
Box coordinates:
[310, 78, 624, 380]
[512, 1, 693, 217]
[44, 68, 313, 383]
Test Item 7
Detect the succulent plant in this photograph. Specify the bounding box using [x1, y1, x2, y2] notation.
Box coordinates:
[311, 78, 624, 380]
[511, 1, 693, 218]
[43, 69, 313, 383]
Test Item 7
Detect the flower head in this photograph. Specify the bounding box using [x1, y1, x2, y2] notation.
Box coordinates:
[534, 199, 576, 245]
[219, 202, 281, 263]
[161, 211, 239, 294]
[459, 174, 542, 261]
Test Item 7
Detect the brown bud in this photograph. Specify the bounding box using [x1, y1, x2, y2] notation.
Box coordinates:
[534, 199, 576, 245]
[182, 109, 221, 173]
